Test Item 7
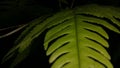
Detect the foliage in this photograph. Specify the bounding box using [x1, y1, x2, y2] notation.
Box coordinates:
[0, 0, 120, 68]
[1, 4, 120, 68]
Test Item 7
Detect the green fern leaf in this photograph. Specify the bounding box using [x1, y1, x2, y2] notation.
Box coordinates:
[44, 4, 120, 68]
[76, 4, 120, 33]
[1, 15, 50, 67]
[2, 4, 120, 68]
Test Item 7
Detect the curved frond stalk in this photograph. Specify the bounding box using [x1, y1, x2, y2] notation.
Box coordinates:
[44, 4, 120, 68]
[70, 0, 75, 8]
[0, 24, 27, 39]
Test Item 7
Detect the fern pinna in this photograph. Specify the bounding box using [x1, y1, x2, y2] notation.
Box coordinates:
[2, 4, 120, 68]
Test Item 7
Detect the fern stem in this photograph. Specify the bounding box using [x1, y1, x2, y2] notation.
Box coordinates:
[0, 24, 28, 39]
[0, 24, 23, 31]
[71, 0, 75, 8]
[58, 0, 62, 10]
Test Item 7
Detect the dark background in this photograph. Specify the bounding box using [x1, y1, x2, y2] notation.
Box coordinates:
[0, 0, 120, 68]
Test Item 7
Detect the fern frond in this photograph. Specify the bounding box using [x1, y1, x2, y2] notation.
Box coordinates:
[76, 4, 120, 33]
[1, 15, 51, 67]
[44, 4, 120, 68]
[2, 4, 120, 68]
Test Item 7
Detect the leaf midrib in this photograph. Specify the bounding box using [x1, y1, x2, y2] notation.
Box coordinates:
[72, 10, 80, 68]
